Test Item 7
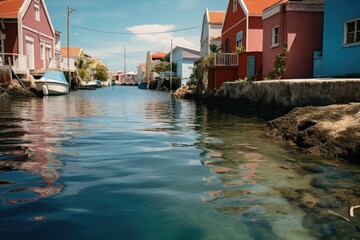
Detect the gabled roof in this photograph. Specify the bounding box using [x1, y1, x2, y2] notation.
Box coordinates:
[242, 0, 280, 15]
[0, 0, 25, 18]
[61, 47, 83, 57]
[208, 11, 225, 25]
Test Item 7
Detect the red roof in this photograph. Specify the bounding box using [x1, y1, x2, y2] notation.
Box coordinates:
[0, 0, 25, 18]
[208, 11, 225, 25]
[151, 52, 166, 60]
[243, 0, 280, 15]
[61, 47, 83, 57]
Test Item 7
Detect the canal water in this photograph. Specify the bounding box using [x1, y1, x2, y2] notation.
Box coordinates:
[0, 87, 359, 240]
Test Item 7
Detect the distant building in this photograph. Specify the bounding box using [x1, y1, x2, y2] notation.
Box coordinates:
[60, 46, 84, 71]
[0, 0, 58, 75]
[200, 8, 225, 57]
[137, 63, 146, 83]
[151, 52, 166, 61]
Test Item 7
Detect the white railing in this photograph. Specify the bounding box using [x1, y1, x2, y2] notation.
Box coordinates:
[0, 53, 27, 69]
[214, 53, 238, 66]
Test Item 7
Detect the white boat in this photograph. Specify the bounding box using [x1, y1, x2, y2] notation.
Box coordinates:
[79, 81, 97, 90]
[35, 71, 69, 96]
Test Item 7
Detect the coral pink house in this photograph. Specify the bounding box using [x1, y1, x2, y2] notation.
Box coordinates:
[0, 0, 56, 75]
[208, 0, 279, 90]
[262, 0, 324, 79]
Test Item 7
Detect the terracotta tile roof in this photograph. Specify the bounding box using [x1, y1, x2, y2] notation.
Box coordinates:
[208, 11, 225, 25]
[243, 0, 280, 15]
[0, 0, 25, 18]
[151, 52, 166, 60]
[60, 47, 83, 57]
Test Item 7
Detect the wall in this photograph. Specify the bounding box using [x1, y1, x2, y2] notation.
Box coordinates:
[205, 79, 360, 119]
[322, 0, 360, 77]
[247, 16, 263, 52]
[207, 66, 238, 89]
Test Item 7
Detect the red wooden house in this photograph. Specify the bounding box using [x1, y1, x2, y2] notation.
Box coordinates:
[0, 0, 56, 76]
[208, 0, 279, 89]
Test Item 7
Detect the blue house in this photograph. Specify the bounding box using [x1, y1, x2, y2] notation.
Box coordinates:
[321, 0, 360, 77]
[165, 46, 201, 85]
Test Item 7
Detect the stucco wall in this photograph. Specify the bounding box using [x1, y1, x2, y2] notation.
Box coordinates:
[206, 79, 360, 119]
[322, 0, 360, 77]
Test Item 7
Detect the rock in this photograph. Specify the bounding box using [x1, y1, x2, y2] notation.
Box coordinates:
[266, 103, 360, 162]
[172, 85, 196, 99]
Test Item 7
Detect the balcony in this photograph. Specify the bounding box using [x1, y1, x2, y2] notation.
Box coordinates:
[213, 53, 239, 66]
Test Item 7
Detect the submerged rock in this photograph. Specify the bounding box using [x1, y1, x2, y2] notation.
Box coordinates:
[266, 103, 360, 162]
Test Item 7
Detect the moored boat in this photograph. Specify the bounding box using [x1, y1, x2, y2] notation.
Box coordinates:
[35, 71, 69, 96]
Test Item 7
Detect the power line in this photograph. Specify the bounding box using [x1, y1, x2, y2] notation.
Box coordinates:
[70, 24, 201, 35]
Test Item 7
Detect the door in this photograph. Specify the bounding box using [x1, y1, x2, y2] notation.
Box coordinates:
[45, 46, 51, 69]
[26, 37, 35, 69]
[247, 56, 256, 81]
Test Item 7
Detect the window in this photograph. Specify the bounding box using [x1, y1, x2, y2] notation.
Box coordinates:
[236, 31, 243, 48]
[34, 2, 40, 21]
[272, 26, 279, 47]
[233, 0, 237, 13]
[40, 42, 44, 60]
[345, 18, 360, 45]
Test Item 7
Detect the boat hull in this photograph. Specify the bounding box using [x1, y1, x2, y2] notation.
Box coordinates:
[35, 81, 69, 96]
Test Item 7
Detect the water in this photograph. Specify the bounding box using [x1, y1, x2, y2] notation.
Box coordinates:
[0, 87, 359, 240]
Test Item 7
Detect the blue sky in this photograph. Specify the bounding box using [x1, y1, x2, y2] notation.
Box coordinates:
[46, 0, 227, 73]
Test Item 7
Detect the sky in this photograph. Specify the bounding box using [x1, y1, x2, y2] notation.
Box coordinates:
[46, 0, 227, 73]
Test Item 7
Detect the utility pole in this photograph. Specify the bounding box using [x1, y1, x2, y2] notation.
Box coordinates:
[67, 5, 75, 91]
[124, 44, 126, 84]
[170, 38, 173, 92]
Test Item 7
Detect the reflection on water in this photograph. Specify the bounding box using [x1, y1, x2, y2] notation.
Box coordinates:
[0, 87, 359, 240]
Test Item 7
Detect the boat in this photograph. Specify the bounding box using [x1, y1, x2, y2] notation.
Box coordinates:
[35, 71, 69, 96]
[79, 81, 97, 90]
[95, 80, 103, 88]
[138, 81, 148, 89]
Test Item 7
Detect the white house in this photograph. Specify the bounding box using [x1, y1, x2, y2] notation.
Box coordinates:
[200, 8, 225, 57]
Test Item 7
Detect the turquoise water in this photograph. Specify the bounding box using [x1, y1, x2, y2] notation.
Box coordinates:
[0, 87, 359, 240]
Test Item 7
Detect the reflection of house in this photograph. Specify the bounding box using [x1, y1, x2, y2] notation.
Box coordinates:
[0, 0, 58, 75]
[320, 0, 360, 77]
[60, 46, 83, 71]
[165, 46, 201, 85]
[207, 0, 280, 89]
[262, 0, 324, 79]
[200, 8, 225, 57]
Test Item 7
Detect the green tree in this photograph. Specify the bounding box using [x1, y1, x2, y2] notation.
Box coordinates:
[209, 44, 221, 53]
[152, 62, 177, 74]
[95, 65, 109, 81]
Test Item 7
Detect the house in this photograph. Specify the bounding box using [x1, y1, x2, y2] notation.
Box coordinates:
[0, 0, 57, 75]
[164, 46, 201, 85]
[262, 0, 324, 79]
[60, 46, 84, 71]
[200, 8, 225, 57]
[136, 63, 146, 83]
[320, 0, 360, 77]
[207, 0, 279, 89]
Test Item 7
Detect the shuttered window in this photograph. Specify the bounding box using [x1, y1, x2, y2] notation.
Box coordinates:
[345, 19, 360, 45]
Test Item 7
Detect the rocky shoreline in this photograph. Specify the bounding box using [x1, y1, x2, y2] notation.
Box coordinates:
[0, 78, 38, 99]
[266, 103, 360, 162]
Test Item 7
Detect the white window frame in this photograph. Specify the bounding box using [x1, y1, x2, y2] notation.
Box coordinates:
[272, 26, 279, 48]
[344, 18, 360, 46]
[40, 42, 44, 60]
[233, 0, 237, 13]
[34, 2, 40, 21]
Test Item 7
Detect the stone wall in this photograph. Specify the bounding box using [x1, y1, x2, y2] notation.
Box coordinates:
[203, 79, 360, 119]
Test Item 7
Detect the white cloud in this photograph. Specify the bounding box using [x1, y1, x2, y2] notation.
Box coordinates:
[177, 0, 199, 10]
[126, 24, 198, 50]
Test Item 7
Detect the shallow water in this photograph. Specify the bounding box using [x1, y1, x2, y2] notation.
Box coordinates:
[0, 87, 359, 240]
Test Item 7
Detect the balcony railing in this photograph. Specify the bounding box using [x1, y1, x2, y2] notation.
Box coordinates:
[213, 53, 238, 66]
